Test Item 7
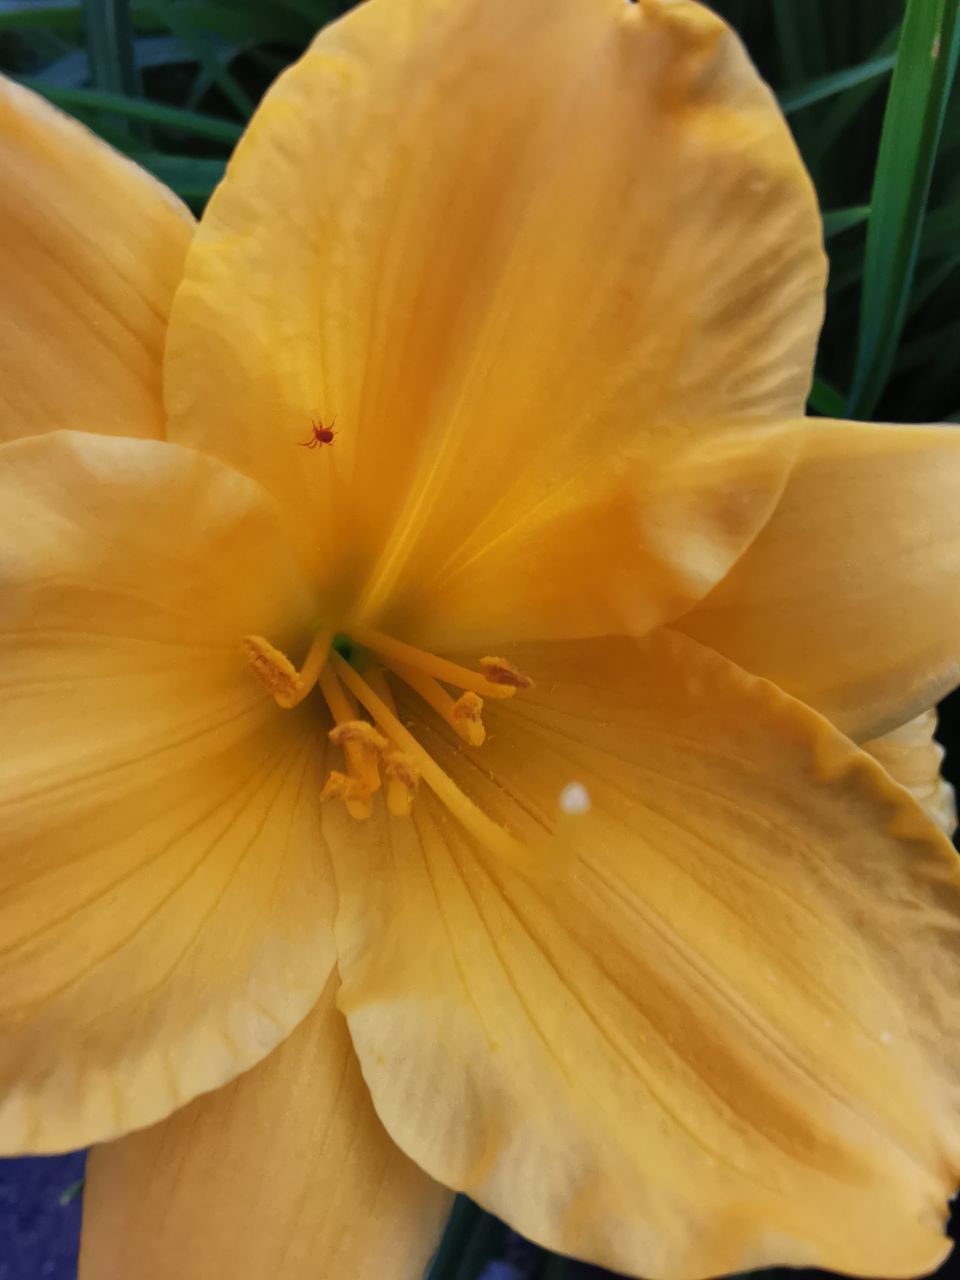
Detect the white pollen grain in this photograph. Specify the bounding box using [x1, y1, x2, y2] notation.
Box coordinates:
[559, 782, 592, 815]
[880, 1030, 893, 1045]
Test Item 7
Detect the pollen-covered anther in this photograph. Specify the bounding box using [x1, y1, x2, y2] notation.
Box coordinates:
[242, 635, 300, 705]
[479, 656, 534, 690]
[328, 720, 390, 754]
[451, 692, 486, 746]
[320, 770, 375, 821]
[383, 750, 419, 817]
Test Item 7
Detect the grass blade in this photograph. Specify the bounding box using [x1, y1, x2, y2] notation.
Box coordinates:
[779, 54, 897, 115]
[809, 375, 846, 418]
[425, 1198, 506, 1280]
[141, 0, 255, 118]
[822, 205, 870, 238]
[81, 0, 147, 141]
[129, 151, 226, 200]
[20, 79, 243, 142]
[0, 2, 82, 32]
[81, 0, 140, 95]
[846, 0, 960, 417]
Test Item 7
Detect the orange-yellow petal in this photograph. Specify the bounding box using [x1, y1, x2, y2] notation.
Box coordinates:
[863, 711, 957, 838]
[0, 431, 332, 1153]
[679, 419, 960, 740]
[79, 974, 451, 1280]
[328, 630, 960, 1279]
[0, 76, 193, 443]
[164, 0, 825, 641]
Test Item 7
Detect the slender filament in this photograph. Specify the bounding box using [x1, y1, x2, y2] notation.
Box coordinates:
[331, 652, 532, 869]
[346, 623, 516, 698]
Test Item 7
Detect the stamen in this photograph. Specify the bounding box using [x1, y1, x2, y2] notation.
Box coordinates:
[358, 668, 419, 814]
[391, 661, 486, 746]
[383, 750, 419, 817]
[480, 656, 535, 690]
[320, 770, 373, 820]
[345, 623, 520, 699]
[451, 692, 486, 746]
[331, 652, 533, 869]
[318, 664, 380, 820]
[329, 721, 390, 754]
[363, 665, 399, 715]
[242, 628, 331, 709]
[242, 636, 298, 704]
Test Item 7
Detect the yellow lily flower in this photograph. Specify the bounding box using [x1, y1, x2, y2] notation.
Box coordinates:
[1, 2, 960, 1278]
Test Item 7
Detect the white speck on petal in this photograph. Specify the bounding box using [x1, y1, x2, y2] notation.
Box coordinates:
[559, 782, 592, 815]
[880, 1030, 893, 1045]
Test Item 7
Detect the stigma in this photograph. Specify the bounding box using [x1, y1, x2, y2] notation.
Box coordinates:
[242, 621, 534, 834]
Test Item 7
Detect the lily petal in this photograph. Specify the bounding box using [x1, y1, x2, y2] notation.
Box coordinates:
[79, 973, 451, 1280]
[863, 711, 957, 839]
[0, 432, 332, 1153]
[165, 0, 825, 639]
[679, 419, 960, 740]
[0, 77, 193, 443]
[328, 630, 960, 1280]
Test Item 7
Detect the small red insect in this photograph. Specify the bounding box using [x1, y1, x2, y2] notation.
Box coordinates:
[299, 416, 337, 448]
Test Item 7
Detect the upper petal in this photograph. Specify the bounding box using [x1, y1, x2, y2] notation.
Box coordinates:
[328, 629, 960, 1279]
[79, 973, 451, 1280]
[679, 419, 960, 740]
[164, 0, 825, 639]
[0, 77, 193, 444]
[0, 431, 333, 1153]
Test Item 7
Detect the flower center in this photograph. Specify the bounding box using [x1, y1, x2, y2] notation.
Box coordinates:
[241, 623, 534, 856]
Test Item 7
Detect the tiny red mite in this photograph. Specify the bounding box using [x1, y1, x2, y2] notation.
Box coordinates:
[299, 416, 337, 448]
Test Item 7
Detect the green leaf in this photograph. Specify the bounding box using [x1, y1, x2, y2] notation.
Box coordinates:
[0, 1, 83, 32]
[804, 22, 902, 176]
[140, 0, 255, 119]
[162, 1, 307, 44]
[20, 79, 242, 142]
[81, 0, 147, 141]
[424, 1197, 505, 1280]
[424, 1198, 483, 1280]
[808, 375, 846, 418]
[846, 0, 960, 417]
[771, 0, 826, 87]
[129, 150, 226, 199]
[81, 0, 140, 95]
[58, 1177, 85, 1207]
[779, 53, 897, 115]
[822, 205, 870, 238]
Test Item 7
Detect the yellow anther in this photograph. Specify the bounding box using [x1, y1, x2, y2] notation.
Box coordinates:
[479, 656, 534, 690]
[451, 692, 486, 746]
[242, 635, 299, 705]
[319, 664, 382, 809]
[383, 751, 419, 817]
[242, 629, 331, 708]
[320, 770, 373, 821]
[329, 721, 390, 754]
[389, 661, 487, 745]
